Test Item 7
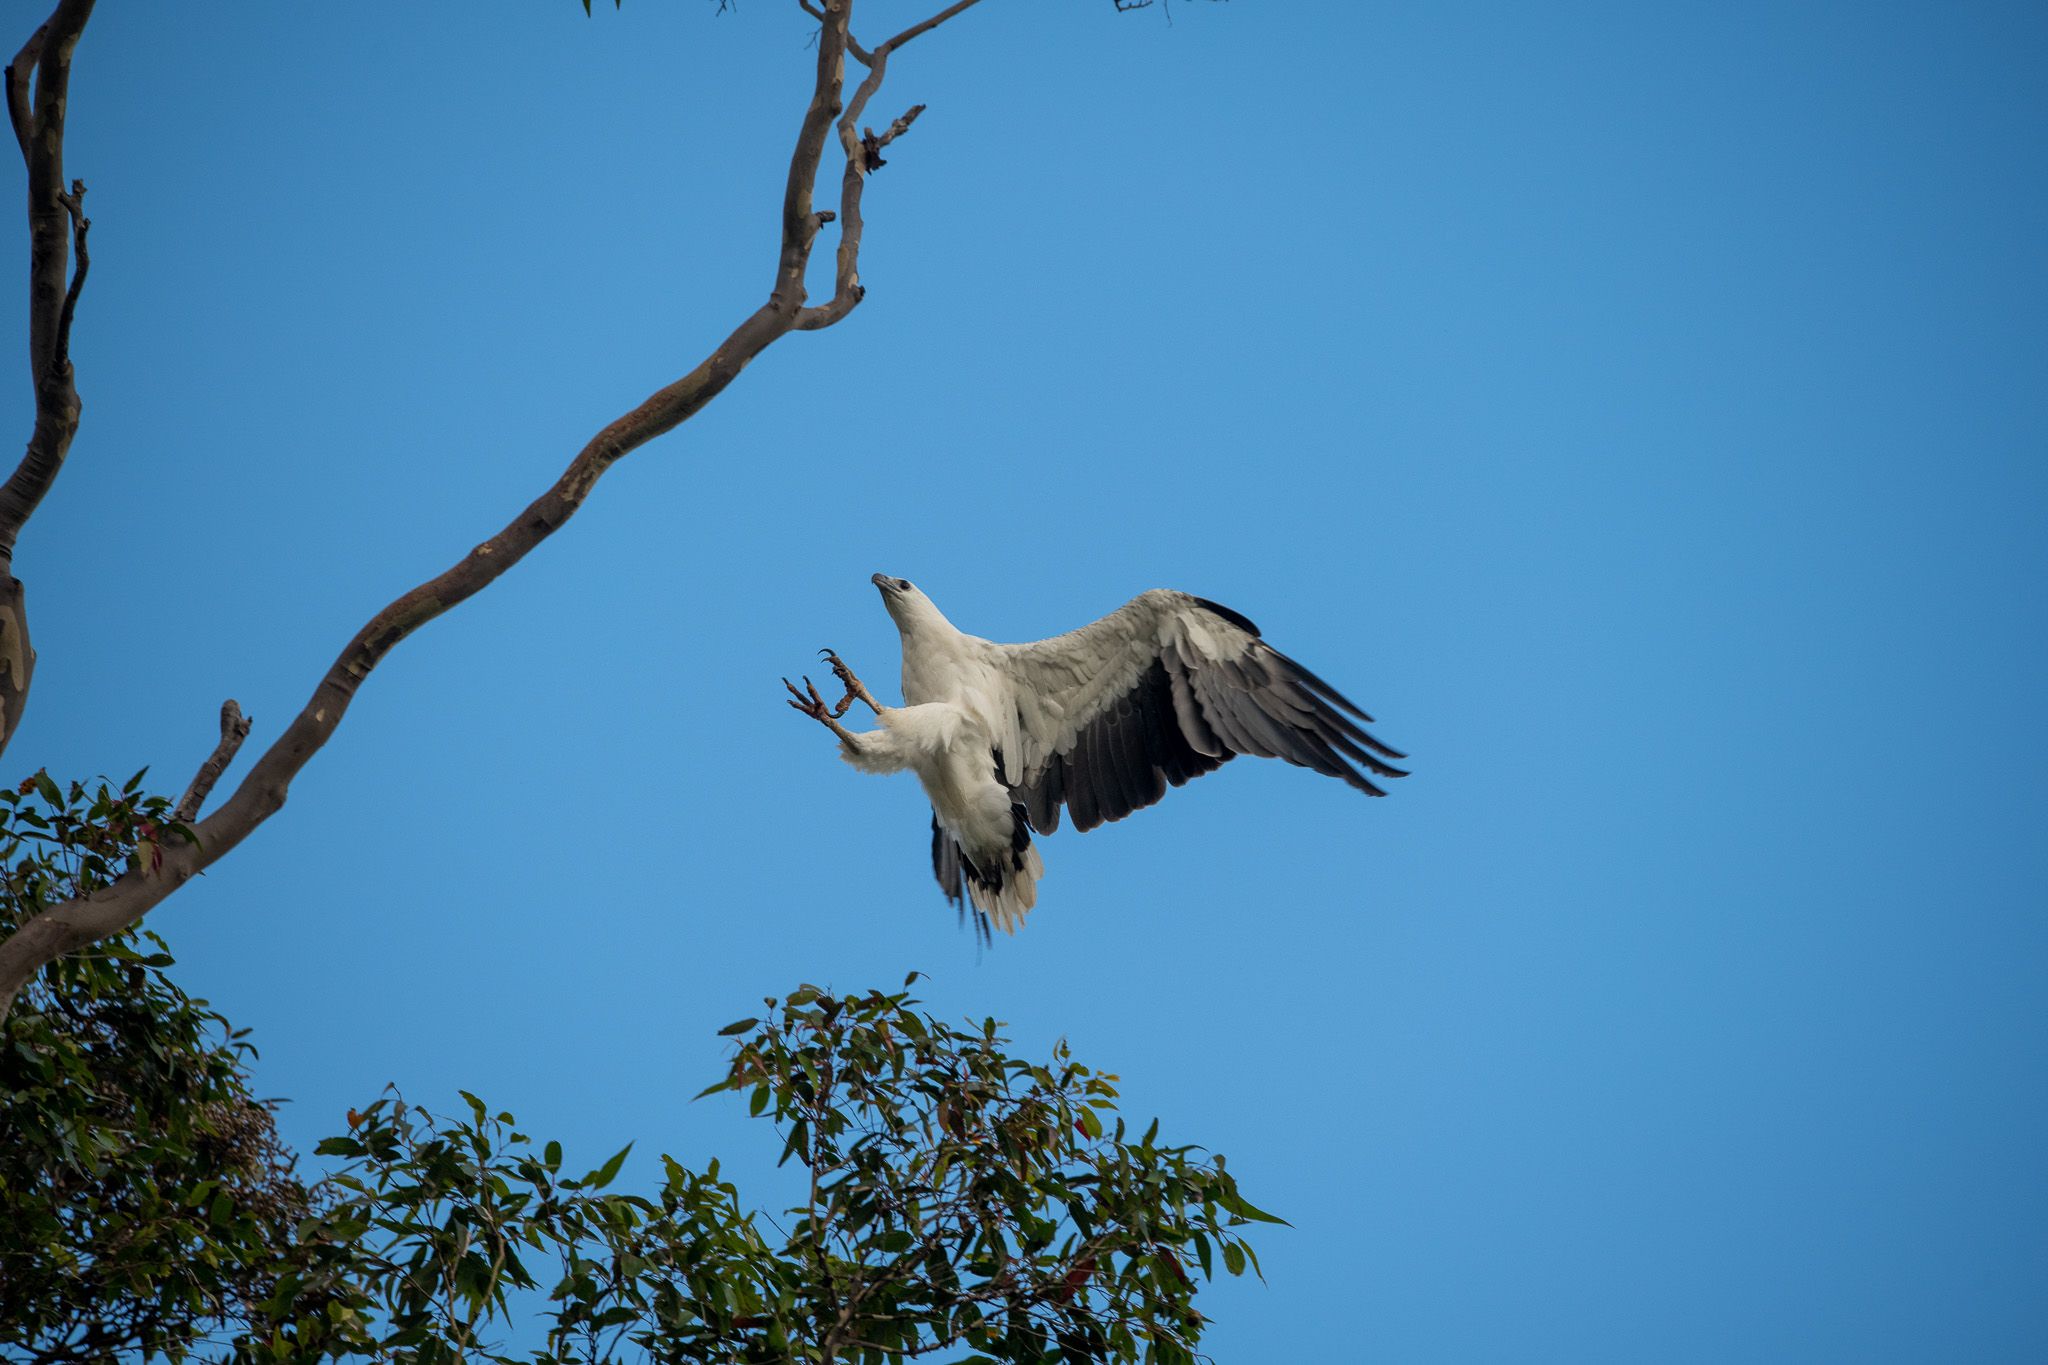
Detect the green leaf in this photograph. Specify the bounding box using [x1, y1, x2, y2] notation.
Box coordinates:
[1222, 1241, 1246, 1277]
[1221, 1186, 1289, 1226]
[718, 1017, 760, 1036]
[581, 1143, 632, 1189]
[459, 1090, 488, 1125]
[33, 771, 62, 807]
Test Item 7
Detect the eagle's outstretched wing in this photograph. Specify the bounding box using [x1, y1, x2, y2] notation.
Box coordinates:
[988, 590, 1407, 835]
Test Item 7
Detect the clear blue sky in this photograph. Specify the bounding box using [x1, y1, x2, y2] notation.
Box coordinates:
[8, 1, 2046, 1359]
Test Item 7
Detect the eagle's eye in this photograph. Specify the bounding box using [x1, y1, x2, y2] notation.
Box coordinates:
[897, 579, 912, 591]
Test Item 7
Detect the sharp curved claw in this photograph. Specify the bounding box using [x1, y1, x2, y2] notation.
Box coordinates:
[782, 676, 827, 721]
[784, 662, 870, 728]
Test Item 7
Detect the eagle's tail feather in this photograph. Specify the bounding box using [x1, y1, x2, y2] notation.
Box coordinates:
[932, 805, 1042, 937]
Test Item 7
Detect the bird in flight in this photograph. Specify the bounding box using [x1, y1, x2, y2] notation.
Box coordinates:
[786, 574, 1407, 935]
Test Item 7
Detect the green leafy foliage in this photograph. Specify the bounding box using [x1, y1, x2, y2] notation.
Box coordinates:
[1, 775, 307, 1365]
[0, 767, 196, 912]
[691, 983, 1275, 1363]
[2, 780, 1271, 1364]
[237, 983, 1270, 1363]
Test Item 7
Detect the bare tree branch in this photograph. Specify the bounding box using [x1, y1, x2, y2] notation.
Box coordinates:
[771, 0, 853, 312]
[796, 0, 986, 330]
[174, 702, 251, 823]
[0, 0, 979, 1017]
[874, 0, 984, 57]
[2, 0, 92, 553]
[0, 0, 95, 761]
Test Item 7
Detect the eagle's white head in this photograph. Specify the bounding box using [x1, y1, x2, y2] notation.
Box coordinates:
[872, 572, 952, 637]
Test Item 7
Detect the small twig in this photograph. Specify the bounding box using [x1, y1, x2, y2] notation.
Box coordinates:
[175, 700, 251, 822]
[875, 104, 926, 151]
[54, 177, 86, 363]
[859, 103, 926, 170]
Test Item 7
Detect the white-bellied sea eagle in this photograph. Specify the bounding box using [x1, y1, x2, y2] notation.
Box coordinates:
[786, 574, 1406, 935]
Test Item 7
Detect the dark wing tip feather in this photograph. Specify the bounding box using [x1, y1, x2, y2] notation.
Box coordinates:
[1263, 644, 1380, 724]
[1191, 596, 1262, 637]
[931, 814, 961, 903]
[1180, 637, 1410, 798]
[1326, 727, 1410, 780]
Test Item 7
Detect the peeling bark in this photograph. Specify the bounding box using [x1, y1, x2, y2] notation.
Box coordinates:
[0, 576, 30, 751]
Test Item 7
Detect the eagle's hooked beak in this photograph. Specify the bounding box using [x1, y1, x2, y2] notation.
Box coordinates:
[872, 572, 902, 595]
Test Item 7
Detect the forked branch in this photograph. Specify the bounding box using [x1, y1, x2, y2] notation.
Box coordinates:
[799, 0, 984, 330]
[0, 0, 95, 760]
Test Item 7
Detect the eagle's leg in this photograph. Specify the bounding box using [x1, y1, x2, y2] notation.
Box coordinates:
[784, 675, 861, 745]
[818, 649, 883, 716]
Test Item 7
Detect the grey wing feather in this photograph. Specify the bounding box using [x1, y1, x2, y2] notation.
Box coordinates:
[992, 590, 1406, 835]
